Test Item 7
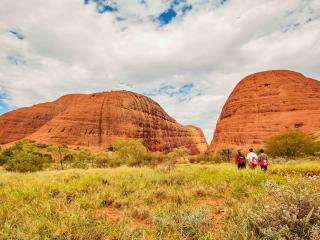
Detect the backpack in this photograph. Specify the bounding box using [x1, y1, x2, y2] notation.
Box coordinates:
[238, 155, 246, 165]
[261, 156, 268, 167]
[252, 157, 258, 167]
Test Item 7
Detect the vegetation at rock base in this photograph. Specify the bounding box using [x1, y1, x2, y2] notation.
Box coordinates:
[0, 139, 168, 172]
[1, 133, 320, 239]
[0, 140, 52, 172]
[266, 131, 320, 159]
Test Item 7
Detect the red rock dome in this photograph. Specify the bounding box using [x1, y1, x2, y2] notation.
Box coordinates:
[0, 91, 207, 154]
[209, 70, 320, 151]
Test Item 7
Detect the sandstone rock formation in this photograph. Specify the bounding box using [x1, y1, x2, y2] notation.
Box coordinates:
[0, 91, 207, 154]
[0, 94, 82, 144]
[209, 70, 320, 151]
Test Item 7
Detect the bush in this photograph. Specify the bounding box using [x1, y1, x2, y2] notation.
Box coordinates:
[179, 208, 212, 239]
[143, 152, 167, 166]
[190, 148, 235, 164]
[71, 149, 94, 169]
[2, 140, 53, 172]
[216, 147, 235, 162]
[112, 139, 148, 166]
[5, 151, 51, 172]
[226, 181, 320, 239]
[189, 153, 216, 163]
[94, 152, 110, 168]
[266, 131, 319, 159]
[94, 151, 123, 168]
[0, 154, 8, 166]
[167, 147, 190, 161]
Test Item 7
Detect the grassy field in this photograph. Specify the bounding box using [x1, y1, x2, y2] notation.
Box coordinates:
[1, 162, 320, 240]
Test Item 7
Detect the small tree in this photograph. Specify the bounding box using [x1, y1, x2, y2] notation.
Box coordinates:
[266, 131, 318, 159]
[49, 145, 69, 170]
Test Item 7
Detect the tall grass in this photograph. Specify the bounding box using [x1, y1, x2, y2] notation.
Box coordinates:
[1, 162, 320, 239]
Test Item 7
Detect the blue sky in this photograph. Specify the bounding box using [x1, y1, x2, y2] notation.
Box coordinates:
[0, 0, 320, 141]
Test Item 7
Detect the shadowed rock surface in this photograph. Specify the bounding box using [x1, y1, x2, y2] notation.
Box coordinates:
[0, 91, 207, 154]
[209, 70, 320, 151]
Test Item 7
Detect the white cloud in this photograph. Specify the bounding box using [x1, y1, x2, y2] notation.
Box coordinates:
[0, 0, 319, 142]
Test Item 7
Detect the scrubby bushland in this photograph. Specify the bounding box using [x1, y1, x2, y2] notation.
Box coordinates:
[111, 139, 148, 167]
[266, 131, 320, 159]
[143, 152, 168, 167]
[1, 161, 320, 239]
[2, 140, 52, 172]
[71, 149, 94, 169]
[190, 148, 235, 164]
[167, 147, 190, 161]
[226, 180, 320, 240]
[189, 153, 217, 164]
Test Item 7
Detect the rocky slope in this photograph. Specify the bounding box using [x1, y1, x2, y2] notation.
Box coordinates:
[0, 94, 82, 144]
[209, 70, 320, 151]
[0, 91, 207, 154]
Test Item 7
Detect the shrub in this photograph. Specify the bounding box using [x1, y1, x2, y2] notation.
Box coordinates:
[131, 206, 150, 221]
[266, 131, 319, 159]
[4, 151, 51, 172]
[2, 140, 53, 172]
[216, 147, 235, 162]
[189, 148, 235, 164]
[2, 148, 13, 157]
[189, 153, 216, 163]
[0, 154, 8, 166]
[112, 139, 148, 166]
[167, 147, 190, 161]
[36, 143, 49, 149]
[71, 149, 94, 169]
[179, 208, 212, 239]
[165, 147, 190, 170]
[94, 152, 110, 168]
[226, 181, 320, 239]
[143, 152, 167, 166]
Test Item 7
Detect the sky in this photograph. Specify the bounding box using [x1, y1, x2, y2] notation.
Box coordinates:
[0, 0, 320, 142]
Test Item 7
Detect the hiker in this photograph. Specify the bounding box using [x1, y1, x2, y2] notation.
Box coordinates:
[258, 149, 269, 172]
[235, 149, 246, 169]
[246, 148, 258, 169]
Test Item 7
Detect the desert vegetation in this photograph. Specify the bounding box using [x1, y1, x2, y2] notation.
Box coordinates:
[0, 131, 320, 239]
[0, 139, 168, 172]
[1, 162, 320, 239]
[266, 131, 320, 159]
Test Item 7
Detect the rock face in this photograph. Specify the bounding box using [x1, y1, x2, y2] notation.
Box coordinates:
[0, 91, 207, 154]
[0, 94, 82, 145]
[209, 70, 320, 151]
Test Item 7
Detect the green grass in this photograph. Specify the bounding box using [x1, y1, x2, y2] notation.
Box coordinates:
[1, 162, 320, 239]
